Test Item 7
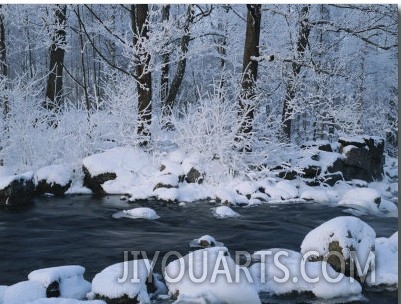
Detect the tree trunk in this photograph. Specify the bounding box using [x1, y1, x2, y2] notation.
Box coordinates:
[132, 4, 152, 146]
[0, 5, 8, 116]
[282, 5, 311, 141]
[163, 5, 194, 118]
[45, 4, 67, 111]
[237, 4, 261, 152]
[160, 5, 170, 109]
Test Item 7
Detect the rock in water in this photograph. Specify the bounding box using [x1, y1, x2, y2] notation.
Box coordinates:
[0, 172, 34, 207]
[82, 166, 116, 196]
[34, 164, 73, 196]
[300, 216, 376, 279]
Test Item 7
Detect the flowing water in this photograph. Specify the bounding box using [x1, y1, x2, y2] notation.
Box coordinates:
[0, 195, 398, 303]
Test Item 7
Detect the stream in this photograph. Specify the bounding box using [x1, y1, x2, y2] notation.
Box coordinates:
[0, 195, 397, 303]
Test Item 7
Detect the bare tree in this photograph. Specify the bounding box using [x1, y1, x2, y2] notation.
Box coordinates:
[45, 4, 67, 110]
[237, 4, 261, 151]
[160, 4, 170, 107]
[281, 5, 310, 141]
[131, 4, 152, 146]
[0, 5, 8, 120]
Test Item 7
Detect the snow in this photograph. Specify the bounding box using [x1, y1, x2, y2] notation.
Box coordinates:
[211, 206, 240, 219]
[338, 188, 381, 212]
[112, 207, 159, 220]
[0, 286, 7, 303]
[366, 231, 398, 288]
[0, 171, 33, 190]
[300, 188, 335, 204]
[164, 247, 260, 304]
[91, 259, 152, 302]
[300, 216, 376, 266]
[3, 281, 46, 304]
[214, 187, 249, 205]
[27, 300, 106, 304]
[189, 235, 224, 248]
[338, 136, 366, 145]
[34, 165, 72, 187]
[153, 187, 178, 202]
[153, 174, 179, 188]
[28, 265, 91, 300]
[82, 147, 156, 195]
[250, 248, 362, 300]
[275, 180, 298, 198]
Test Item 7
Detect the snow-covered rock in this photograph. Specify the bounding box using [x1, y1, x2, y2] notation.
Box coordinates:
[366, 231, 398, 289]
[0, 171, 34, 207]
[152, 174, 179, 191]
[27, 299, 106, 304]
[164, 247, 260, 303]
[300, 216, 376, 276]
[3, 281, 46, 304]
[91, 259, 153, 303]
[211, 206, 240, 219]
[82, 147, 155, 196]
[338, 188, 381, 213]
[28, 265, 91, 299]
[112, 207, 159, 220]
[34, 165, 73, 196]
[189, 235, 224, 248]
[250, 248, 362, 300]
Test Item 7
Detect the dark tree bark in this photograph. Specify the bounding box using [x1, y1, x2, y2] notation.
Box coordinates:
[237, 4, 261, 151]
[45, 5, 67, 110]
[163, 5, 194, 118]
[160, 5, 170, 108]
[131, 4, 152, 146]
[0, 5, 8, 119]
[282, 5, 311, 141]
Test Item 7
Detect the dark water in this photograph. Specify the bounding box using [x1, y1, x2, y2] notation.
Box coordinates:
[0, 195, 398, 303]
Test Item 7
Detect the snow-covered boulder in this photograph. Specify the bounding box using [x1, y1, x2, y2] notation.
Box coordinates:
[250, 248, 362, 300]
[82, 147, 155, 196]
[184, 167, 204, 184]
[28, 265, 91, 299]
[152, 174, 178, 191]
[211, 206, 240, 219]
[112, 207, 159, 220]
[164, 247, 260, 303]
[34, 165, 73, 196]
[91, 259, 153, 303]
[300, 216, 376, 278]
[366, 231, 398, 290]
[0, 172, 34, 207]
[338, 188, 381, 212]
[3, 280, 46, 304]
[189, 235, 224, 248]
[338, 136, 384, 182]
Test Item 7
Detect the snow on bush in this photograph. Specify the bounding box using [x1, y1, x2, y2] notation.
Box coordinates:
[28, 265, 91, 300]
[164, 247, 260, 303]
[211, 206, 240, 219]
[91, 259, 152, 302]
[300, 216, 376, 267]
[112, 207, 160, 220]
